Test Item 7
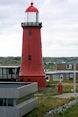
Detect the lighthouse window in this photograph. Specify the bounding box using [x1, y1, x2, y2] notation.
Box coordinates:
[29, 30, 32, 36]
[28, 56, 31, 60]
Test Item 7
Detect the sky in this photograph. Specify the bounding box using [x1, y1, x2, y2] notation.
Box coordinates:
[0, 0, 78, 57]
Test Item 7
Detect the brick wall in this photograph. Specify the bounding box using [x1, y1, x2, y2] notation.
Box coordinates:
[56, 64, 78, 70]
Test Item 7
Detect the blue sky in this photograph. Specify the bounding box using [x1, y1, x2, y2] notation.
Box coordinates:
[0, 0, 78, 57]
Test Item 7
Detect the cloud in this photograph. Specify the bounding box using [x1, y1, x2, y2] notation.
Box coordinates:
[0, 0, 78, 57]
[68, 0, 78, 5]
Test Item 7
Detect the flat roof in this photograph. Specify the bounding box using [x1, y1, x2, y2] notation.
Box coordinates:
[0, 66, 20, 68]
[0, 82, 30, 88]
[45, 70, 78, 75]
[57, 63, 78, 65]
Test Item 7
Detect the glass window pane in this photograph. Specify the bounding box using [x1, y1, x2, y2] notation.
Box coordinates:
[28, 56, 31, 61]
[3, 69, 6, 75]
[27, 12, 36, 22]
[0, 99, 3, 106]
[0, 69, 2, 75]
[8, 99, 14, 106]
[9, 69, 14, 74]
[0, 99, 7, 106]
[29, 30, 32, 36]
[3, 99, 7, 106]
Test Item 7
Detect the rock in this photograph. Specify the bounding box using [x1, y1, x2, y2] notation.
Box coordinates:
[47, 99, 78, 117]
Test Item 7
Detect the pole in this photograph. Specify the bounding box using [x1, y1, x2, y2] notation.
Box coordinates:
[73, 64, 76, 99]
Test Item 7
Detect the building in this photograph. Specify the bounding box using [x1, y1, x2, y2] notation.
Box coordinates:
[0, 63, 78, 82]
[57, 63, 78, 70]
[0, 66, 20, 81]
[19, 2, 46, 89]
[0, 82, 38, 117]
[45, 63, 78, 81]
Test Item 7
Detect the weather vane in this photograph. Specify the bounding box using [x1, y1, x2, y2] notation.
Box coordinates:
[29, 0, 36, 4]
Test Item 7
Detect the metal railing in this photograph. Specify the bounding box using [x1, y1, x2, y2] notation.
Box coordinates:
[21, 22, 42, 27]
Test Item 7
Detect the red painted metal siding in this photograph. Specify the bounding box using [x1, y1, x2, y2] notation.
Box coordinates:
[19, 26, 46, 89]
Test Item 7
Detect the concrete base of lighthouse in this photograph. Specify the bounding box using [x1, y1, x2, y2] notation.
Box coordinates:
[19, 76, 46, 89]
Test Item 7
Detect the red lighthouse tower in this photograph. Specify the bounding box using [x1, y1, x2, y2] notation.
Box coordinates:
[19, 2, 46, 89]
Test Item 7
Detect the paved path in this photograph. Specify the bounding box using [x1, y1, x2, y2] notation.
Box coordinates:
[54, 93, 78, 99]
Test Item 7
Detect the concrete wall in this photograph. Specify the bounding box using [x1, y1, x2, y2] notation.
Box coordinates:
[0, 98, 38, 117]
[0, 82, 38, 99]
[0, 82, 38, 117]
[0, 88, 18, 98]
[18, 83, 38, 98]
[17, 98, 38, 117]
[0, 107, 19, 117]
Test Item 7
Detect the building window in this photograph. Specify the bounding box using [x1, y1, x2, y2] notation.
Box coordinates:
[46, 75, 50, 81]
[0, 99, 7, 106]
[29, 30, 32, 36]
[70, 74, 73, 79]
[0, 98, 14, 106]
[3, 99, 6, 106]
[0, 99, 3, 106]
[66, 64, 72, 69]
[8, 99, 14, 106]
[53, 75, 59, 81]
[9, 68, 14, 74]
[60, 74, 63, 81]
[28, 56, 31, 61]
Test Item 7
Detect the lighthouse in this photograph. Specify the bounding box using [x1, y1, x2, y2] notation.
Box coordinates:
[19, 2, 46, 89]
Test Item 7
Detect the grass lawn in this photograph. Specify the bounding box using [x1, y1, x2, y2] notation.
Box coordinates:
[25, 81, 76, 117]
[26, 97, 73, 117]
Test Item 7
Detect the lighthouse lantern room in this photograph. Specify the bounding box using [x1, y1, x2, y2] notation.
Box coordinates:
[19, 2, 46, 89]
[25, 2, 39, 22]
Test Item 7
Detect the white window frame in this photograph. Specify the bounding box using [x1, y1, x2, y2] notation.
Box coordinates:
[46, 75, 50, 81]
[66, 64, 72, 69]
[60, 74, 63, 81]
[53, 75, 59, 81]
[70, 73, 73, 79]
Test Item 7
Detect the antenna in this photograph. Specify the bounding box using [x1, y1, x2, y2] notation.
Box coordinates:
[30, 0, 36, 5]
